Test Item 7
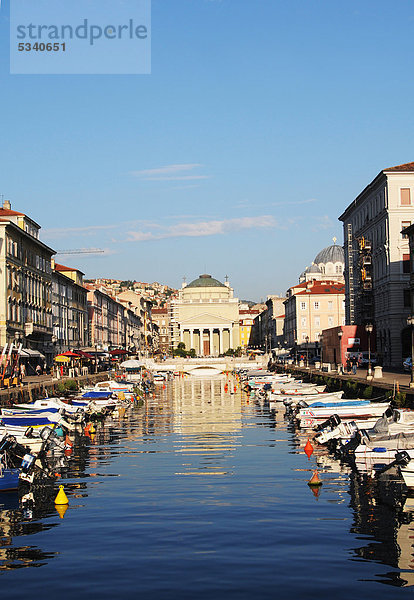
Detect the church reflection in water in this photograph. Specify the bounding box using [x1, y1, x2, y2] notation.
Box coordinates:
[171, 377, 243, 477]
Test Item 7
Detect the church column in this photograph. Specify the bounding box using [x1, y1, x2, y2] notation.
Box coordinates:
[229, 326, 233, 350]
[209, 328, 214, 356]
[180, 328, 184, 344]
[219, 328, 223, 354]
[190, 329, 194, 351]
[199, 329, 204, 356]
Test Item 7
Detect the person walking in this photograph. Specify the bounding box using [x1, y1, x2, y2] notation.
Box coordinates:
[351, 356, 357, 375]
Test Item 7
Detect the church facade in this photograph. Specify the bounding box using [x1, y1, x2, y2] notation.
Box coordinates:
[170, 274, 240, 356]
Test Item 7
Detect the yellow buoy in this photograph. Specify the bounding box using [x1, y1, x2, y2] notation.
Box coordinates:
[55, 504, 68, 519]
[55, 484, 69, 505]
[89, 424, 96, 434]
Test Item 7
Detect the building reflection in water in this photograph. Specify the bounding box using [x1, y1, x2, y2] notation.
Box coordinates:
[171, 377, 243, 476]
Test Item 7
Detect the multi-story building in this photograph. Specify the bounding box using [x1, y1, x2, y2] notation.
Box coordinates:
[239, 307, 261, 351]
[117, 290, 153, 354]
[0, 200, 55, 362]
[339, 161, 414, 367]
[51, 261, 88, 353]
[151, 307, 170, 355]
[170, 274, 240, 356]
[86, 284, 134, 351]
[284, 280, 345, 351]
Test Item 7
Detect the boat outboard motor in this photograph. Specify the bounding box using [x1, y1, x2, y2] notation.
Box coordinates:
[338, 431, 362, 456]
[263, 384, 272, 391]
[24, 427, 34, 438]
[314, 414, 341, 432]
[297, 400, 308, 409]
[19, 453, 37, 483]
[394, 450, 411, 467]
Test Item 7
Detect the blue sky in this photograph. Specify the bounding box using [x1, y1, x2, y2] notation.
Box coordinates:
[1, 0, 414, 300]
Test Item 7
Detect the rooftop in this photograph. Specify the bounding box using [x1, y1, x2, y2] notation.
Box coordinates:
[186, 274, 226, 288]
[384, 161, 414, 172]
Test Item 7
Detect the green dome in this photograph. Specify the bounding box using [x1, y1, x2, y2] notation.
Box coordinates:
[186, 274, 226, 288]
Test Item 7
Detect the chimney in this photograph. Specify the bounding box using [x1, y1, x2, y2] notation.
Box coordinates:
[3, 200, 11, 210]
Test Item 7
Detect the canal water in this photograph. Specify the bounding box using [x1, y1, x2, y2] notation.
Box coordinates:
[1, 377, 414, 599]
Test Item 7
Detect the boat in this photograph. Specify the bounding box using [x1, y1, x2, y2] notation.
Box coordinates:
[298, 401, 390, 428]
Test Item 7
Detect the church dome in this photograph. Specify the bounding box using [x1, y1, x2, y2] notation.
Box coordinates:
[186, 274, 226, 288]
[306, 263, 321, 274]
[314, 244, 344, 265]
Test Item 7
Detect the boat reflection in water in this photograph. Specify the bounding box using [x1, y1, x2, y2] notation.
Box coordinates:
[0, 491, 59, 570]
[349, 469, 414, 587]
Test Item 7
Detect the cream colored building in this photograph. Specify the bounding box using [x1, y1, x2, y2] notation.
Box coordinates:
[339, 161, 414, 367]
[0, 201, 55, 360]
[170, 274, 240, 356]
[284, 280, 345, 348]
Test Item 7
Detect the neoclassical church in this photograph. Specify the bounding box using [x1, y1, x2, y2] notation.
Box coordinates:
[170, 274, 240, 356]
[299, 239, 345, 283]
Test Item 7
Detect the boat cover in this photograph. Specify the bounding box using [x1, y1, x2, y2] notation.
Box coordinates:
[81, 392, 113, 399]
[308, 400, 370, 408]
[1, 416, 53, 426]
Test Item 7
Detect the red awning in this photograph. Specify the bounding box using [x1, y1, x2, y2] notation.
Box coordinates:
[109, 349, 129, 356]
[75, 350, 94, 359]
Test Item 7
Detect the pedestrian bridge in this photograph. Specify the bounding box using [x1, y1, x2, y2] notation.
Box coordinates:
[142, 357, 267, 377]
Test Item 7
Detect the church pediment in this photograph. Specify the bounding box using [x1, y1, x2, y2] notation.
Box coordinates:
[180, 312, 233, 326]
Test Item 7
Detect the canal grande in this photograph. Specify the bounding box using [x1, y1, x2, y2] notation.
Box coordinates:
[1, 376, 414, 599]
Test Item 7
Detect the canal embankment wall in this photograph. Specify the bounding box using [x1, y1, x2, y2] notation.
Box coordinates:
[274, 363, 414, 406]
[0, 373, 110, 406]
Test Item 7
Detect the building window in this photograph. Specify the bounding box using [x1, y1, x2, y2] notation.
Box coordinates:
[402, 221, 411, 238]
[314, 316, 320, 327]
[403, 253, 410, 274]
[328, 301, 333, 310]
[300, 302, 307, 310]
[401, 189, 411, 206]
[335, 265, 342, 274]
[404, 289, 411, 308]
[328, 316, 334, 327]
[314, 301, 319, 310]
[301, 317, 307, 327]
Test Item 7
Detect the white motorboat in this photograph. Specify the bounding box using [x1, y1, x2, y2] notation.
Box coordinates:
[298, 401, 390, 428]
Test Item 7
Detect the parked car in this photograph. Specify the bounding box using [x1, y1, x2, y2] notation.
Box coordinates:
[403, 357, 412, 372]
[358, 352, 377, 367]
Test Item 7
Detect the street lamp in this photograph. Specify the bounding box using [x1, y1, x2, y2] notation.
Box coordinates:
[319, 333, 323, 370]
[338, 329, 343, 373]
[305, 336, 309, 367]
[407, 316, 414, 388]
[365, 323, 373, 377]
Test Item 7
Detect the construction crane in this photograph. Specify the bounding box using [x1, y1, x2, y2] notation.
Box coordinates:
[56, 248, 105, 255]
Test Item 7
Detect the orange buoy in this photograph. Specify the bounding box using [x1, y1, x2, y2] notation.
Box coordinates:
[304, 439, 314, 459]
[308, 470, 322, 487]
